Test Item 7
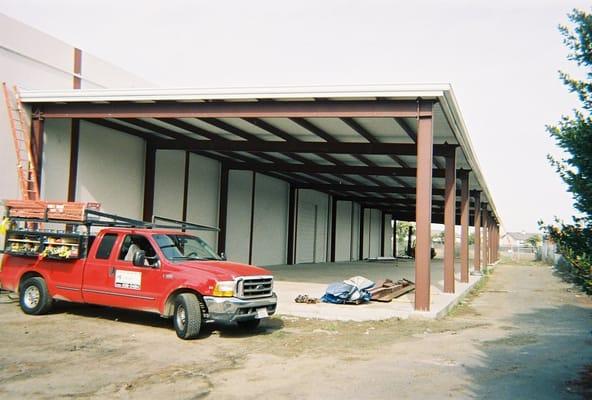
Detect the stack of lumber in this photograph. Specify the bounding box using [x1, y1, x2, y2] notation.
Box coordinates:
[3, 200, 101, 222]
[369, 278, 415, 302]
[46, 201, 100, 221]
[4, 200, 46, 218]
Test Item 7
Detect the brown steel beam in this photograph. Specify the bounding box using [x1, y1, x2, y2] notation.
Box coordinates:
[459, 170, 470, 283]
[443, 148, 456, 293]
[390, 212, 475, 226]
[293, 183, 470, 197]
[154, 138, 455, 156]
[84, 118, 162, 141]
[224, 161, 447, 177]
[415, 109, 433, 311]
[40, 100, 434, 119]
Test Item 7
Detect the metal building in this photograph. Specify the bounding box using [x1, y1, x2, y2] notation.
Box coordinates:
[1, 14, 501, 312]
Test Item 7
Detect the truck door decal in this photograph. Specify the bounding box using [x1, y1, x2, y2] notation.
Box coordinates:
[114, 270, 141, 290]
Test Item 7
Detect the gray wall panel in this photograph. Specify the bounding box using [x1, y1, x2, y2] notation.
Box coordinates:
[335, 201, 352, 262]
[76, 121, 145, 219]
[296, 189, 329, 264]
[186, 153, 220, 250]
[154, 150, 185, 220]
[252, 174, 289, 266]
[226, 170, 253, 264]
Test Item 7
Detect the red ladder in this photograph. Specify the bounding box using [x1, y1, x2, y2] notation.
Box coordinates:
[2, 82, 39, 201]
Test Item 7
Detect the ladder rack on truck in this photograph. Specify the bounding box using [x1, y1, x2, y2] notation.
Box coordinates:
[1, 200, 220, 260]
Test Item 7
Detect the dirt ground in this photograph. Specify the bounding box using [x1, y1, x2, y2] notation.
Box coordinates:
[1, 260, 591, 399]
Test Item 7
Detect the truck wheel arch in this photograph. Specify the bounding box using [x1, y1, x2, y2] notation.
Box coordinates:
[18, 271, 46, 293]
[162, 288, 207, 318]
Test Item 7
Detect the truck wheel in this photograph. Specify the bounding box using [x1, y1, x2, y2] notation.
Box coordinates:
[237, 319, 261, 331]
[173, 293, 202, 339]
[19, 277, 53, 315]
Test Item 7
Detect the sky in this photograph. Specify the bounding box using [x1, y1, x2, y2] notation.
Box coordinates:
[1, 0, 589, 233]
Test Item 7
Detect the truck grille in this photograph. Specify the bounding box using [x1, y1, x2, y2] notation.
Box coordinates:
[236, 276, 273, 299]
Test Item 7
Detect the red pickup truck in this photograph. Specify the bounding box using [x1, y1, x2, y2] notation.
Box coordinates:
[0, 210, 277, 340]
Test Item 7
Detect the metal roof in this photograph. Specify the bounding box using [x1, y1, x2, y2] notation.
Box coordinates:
[19, 83, 500, 224]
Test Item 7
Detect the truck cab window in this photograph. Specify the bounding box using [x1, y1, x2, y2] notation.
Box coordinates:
[119, 234, 158, 266]
[153, 234, 220, 261]
[95, 234, 118, 260]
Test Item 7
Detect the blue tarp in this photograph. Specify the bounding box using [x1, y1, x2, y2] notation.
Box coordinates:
[321, 276, 374, 304]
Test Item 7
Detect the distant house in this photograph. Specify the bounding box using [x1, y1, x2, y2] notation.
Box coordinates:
[501, 232, 540, 248]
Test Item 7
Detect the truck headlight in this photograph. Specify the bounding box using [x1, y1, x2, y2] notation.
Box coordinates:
[213, 281, 235, 297]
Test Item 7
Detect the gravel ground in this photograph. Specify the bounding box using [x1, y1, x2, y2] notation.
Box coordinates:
[0, 260, 590, 399]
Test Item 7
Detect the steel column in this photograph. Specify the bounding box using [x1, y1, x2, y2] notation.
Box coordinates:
[392, 218, 397, 258]
[330, 197, 337, 262]
[482, 208, 489, 267]
[142, 143, 156, 221]
[31, 116, 44, 188]
[380, 211, 386, 257]
[414, 112, 433, 311]
[67, 119, 80, 202]
[287, 186, 297, 264]
[217, 164, 229, 254]
[473, 192, 481, 272]
[443, 147, 456, 293]
[181, 151, 190, 222]
[459, 170, 470, 283]
[248, 172, 256, 265]
[359, 206, 365, 260]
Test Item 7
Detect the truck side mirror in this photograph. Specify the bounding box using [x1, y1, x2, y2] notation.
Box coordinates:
[133, 250, 146, 266]
[219, 252, 227, 261]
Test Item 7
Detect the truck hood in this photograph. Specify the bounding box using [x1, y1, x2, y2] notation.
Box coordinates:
[174, 260, 272, 280]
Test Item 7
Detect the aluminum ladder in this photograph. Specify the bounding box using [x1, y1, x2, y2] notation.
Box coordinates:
[2, 82, 39, 201]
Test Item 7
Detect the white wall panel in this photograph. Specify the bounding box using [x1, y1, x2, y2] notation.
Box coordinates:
[186, 153, 220, 250]
[351, 203, 361, 260]
[296, 189, 329, 264]
[252, 174, 288, 266]
[154, 150, 185, 220]
[363, 208, 370, 259]
[383, 213, 393, 257]
[225, 170, 253, 264]
[370, 209, 381, 258]
[76, 121, 144, 219]
[41, 119, 70, 201]
[334, 201, 352, 262]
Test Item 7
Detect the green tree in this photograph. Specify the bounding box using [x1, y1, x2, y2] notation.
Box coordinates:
[526, 235, 542, 252]
[542, 9, 592, 293]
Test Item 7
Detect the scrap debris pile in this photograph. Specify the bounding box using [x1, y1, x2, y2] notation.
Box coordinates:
[295, 276, 415, 305]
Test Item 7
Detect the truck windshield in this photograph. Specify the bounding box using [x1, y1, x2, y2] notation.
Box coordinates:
[153, 234, 221, 261]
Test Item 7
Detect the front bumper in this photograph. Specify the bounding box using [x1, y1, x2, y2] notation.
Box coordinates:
[203, 293, 277, 323]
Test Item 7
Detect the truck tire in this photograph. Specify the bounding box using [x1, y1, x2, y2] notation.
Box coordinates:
[19, 277, 53, 315]
[173, 293, 202, 339]
[237, 319, 260, 331]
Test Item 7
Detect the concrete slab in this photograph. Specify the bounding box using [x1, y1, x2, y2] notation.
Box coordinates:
[267, 259, 484, 321]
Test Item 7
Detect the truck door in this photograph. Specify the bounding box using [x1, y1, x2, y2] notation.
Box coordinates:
[83, 233, 162, 312]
